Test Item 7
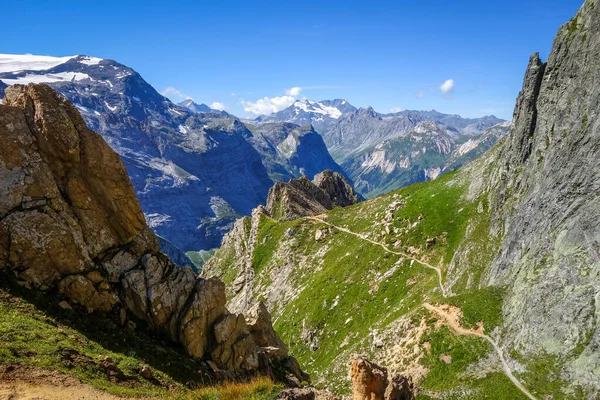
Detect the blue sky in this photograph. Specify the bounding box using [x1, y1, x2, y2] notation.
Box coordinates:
[1, 0, 583, 119]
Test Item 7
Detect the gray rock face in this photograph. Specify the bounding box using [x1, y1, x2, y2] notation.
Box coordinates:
[447, 0, 600, 393]
[0, 83, 306, 380]
[259, 100, 506, 199]
[265, 171, 361, 221]
[487, 1, 600, 390]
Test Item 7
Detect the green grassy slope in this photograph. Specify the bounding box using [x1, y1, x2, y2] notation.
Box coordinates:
[206, 139, 582, 398]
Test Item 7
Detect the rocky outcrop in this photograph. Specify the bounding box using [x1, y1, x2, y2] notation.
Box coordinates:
[313, 170, 362, 207]
[0, 83, 306, 381]
[350, 356, 414, 400]
[266, 172, 361, 220]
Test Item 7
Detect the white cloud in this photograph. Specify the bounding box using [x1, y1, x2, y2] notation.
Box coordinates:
[390, 107, 403, 113]
[416, 90, 425, 98]
[285, 86, 302, 96]
[161, 86, 193, 100]
[210, 102, 227, 111]
[439, 79, 455, 97]
[241, 87, 302, 115]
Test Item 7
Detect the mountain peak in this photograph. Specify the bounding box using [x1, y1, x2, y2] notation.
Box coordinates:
[178, 99, 227, 115]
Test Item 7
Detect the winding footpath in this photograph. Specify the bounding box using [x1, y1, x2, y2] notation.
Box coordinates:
[307, 215, 538, 400]
[307, 216, 447, 297]
[423, 303, 537, 400]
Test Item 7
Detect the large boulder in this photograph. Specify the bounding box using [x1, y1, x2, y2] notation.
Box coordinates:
[350, 356, 415, 400]
[350, 356, 388, 400]
[0, 83, 303, 379]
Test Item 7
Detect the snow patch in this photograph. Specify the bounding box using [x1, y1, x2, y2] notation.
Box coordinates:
[104, 101, 118, 112]
[77, 56, 103, 65]
[0, 71, 92, 85]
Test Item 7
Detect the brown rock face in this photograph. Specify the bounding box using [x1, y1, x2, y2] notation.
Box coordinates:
[0, 83, 305, 380]
[351, 356, 388, 400]
[265, 170, 361, 221]
[350, 356, 414, 400]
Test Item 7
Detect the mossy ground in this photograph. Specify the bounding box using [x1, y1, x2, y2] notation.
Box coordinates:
[0, 275, 281, 399]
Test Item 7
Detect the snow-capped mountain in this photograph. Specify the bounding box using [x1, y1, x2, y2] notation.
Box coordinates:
[0, 54, 344, 259]
[256, 99, 357, 131]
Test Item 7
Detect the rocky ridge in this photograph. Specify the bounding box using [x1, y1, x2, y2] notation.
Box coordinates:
[0, 83, 306, 382]
[265, 170, 362, 221]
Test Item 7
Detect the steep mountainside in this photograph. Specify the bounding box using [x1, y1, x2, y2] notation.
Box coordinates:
[321, 108, 507, 198]
[321, 108, 504, 161]
[0, 83, 306, 389]
[0, 55, 342, 255]
[205, 1, 600, 397]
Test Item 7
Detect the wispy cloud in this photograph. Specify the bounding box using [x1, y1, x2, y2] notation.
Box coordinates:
[390, 107, 403, 113]
[240, 87, 302, 115]
[416, 90, 425, 98]
[161, 86, 193, 100]
[439, 79, 455, 98]
[210, 102, 227, 111]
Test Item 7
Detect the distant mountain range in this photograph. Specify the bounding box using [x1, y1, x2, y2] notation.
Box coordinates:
[0, 53, 507, 257]
[254, 99, 507, 197]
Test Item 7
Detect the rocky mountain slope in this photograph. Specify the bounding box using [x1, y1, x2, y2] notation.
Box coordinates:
[246, 123, 345, 183]
[0, 55, 344, 258]
[342, 121, 511, 198]
[205, 1, 600, 397]
[0, 84, 306, 385]
[321, 109, 507, 198]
